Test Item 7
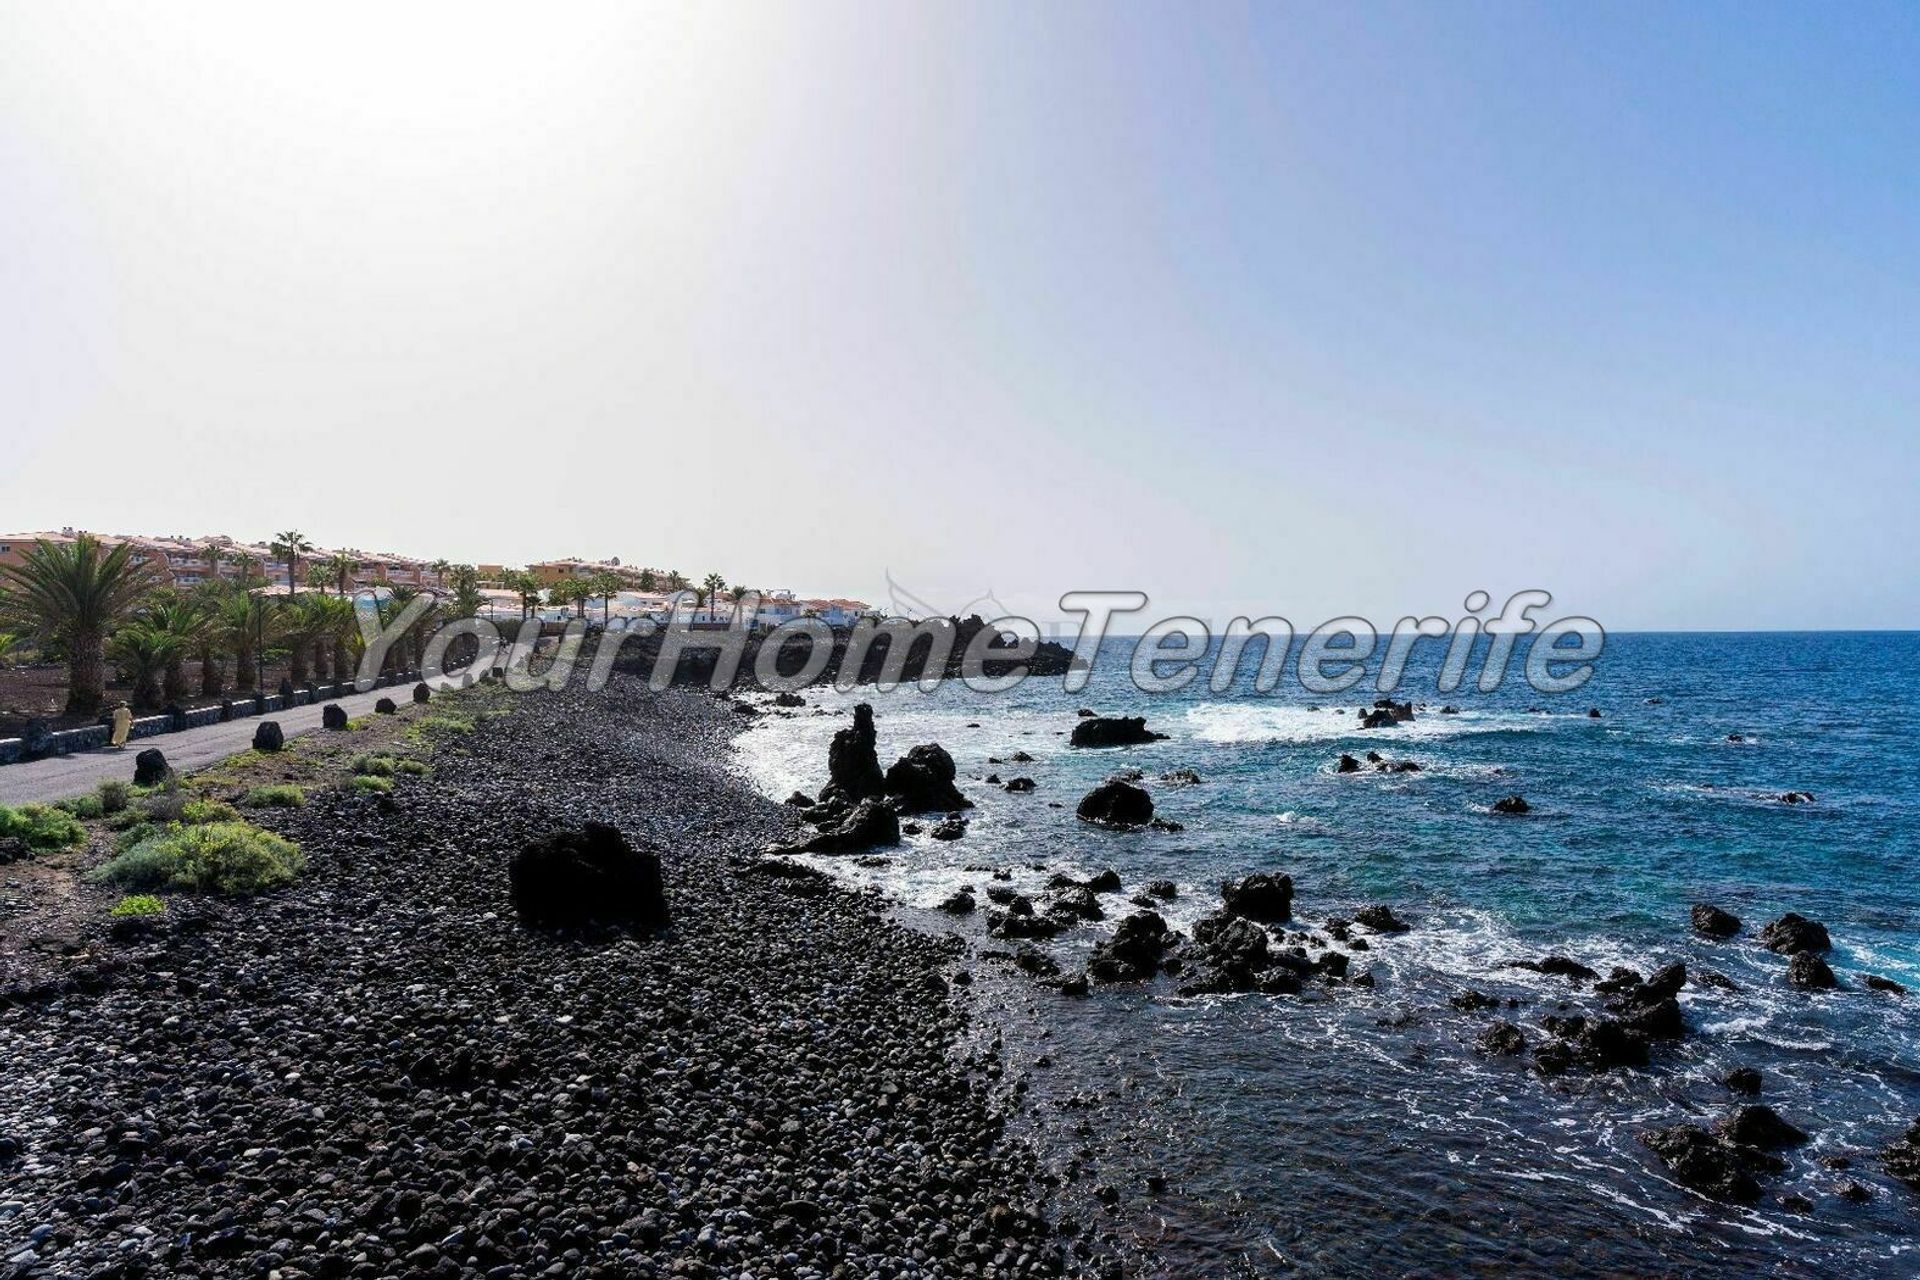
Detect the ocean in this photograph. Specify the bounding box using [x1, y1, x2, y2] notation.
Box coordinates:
[731, 631, 1920, 1276]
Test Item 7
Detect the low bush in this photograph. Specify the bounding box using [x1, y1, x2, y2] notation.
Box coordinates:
[93, 821, 304, 896]
[350, 754, 397, 778]
[56, 794, 105, 820]
[96, 781, 132, 815]
[394, 759, 430, 776]
[350, 775, 394, 794]
[242, 784, 307, 809]
[0, 803, 88, 851]
[110, 894, 167, 918]
[180, 799, 240, 825]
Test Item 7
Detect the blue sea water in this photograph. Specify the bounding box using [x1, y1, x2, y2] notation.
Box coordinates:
[733, 632, 1920, 1276]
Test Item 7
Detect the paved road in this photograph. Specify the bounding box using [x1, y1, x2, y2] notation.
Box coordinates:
[0, 684, 432, 806]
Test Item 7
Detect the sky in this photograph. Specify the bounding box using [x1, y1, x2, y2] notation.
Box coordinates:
[2, 2, 1916, 631]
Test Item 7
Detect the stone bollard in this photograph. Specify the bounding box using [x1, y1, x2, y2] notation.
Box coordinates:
[413, 682, 432, 704]
[133, 748, 172, 787]
[321, 703, 349, 731]
[253, 720, 286, 752]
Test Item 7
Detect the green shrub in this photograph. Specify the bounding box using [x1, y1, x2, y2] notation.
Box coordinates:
[242, 784, 307, 809]
[97, 781, 132, 815]
[350, 754, 397, 778]
[0, 803, 87, 851]
[350, 775, 394, 794]
[56, 794, 105, 820]
[110, 894, 166, 918]
[138, 788, 190, 824]
[93, 821, 304, 896]
[394, 758, 430, 776]
[180, 799, 240, 825]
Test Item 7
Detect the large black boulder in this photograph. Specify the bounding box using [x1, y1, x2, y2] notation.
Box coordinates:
[321, 703, 349, 730]
[884, 743, 971, 812]
[784, 798, 902, 855]
[1179, 913, 1276, 993]
[1885, 1119, 1920, 1188]
[1076, 780, 1154, 828]
[413, 682, 433, 704]
[132, 748, 171, 787]
[1088, 911, 1172, 982]
[1691, 904, 1741, 939]
[252, 721, 285, 752]
[1719, 1105, 1807, 1151]
[374, 697, 399, 715]
[1786, 951, 1838, 989]
[509, 821, 668, 930]
[1759, 913, 1830, 955]
[1221, 872, 1293, 923]
[825, 704, 886, 801]
[1069, 716, 1167, 749]
[1491, 794, 1531, 815]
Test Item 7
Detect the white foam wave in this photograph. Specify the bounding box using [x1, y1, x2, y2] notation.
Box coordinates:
[1185, 702, 1554, 746]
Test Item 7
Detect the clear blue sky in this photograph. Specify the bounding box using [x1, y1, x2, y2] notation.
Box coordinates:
[2, 2, 1915, 629]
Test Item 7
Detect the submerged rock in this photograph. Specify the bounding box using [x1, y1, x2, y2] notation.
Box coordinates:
[1724, 1067, 1763, 1094]
[1478, 1021, 1526, 1055]
[1353, 904, 1409, 933]
[1640, 1124, 1783, 1203]
[1336, 754, 1361, 774]
[1884, 1120, 1920, 1188]
[1088, 911, 1172, 982]
[509, 821, 668, 930]
[1069, 716, 1168, 748]
[1786, 952, 1839, 989]
[1719, 1105, 1808, 1151]
[1491, 793, 1531, 815]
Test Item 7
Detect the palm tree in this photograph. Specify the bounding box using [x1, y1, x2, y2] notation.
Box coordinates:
[637, 568, 658, 593]
[210, 589, 271, 694]
[447, 565, 483, 620]
[109, 622, 177, 709]
[320, 552, 359, 596]
[664, 569, 688, 593]
[589, 571, 624, 625]
[277, 593, 333, 685]
[0, 534, 165, 715]
[549, 578, 585, 619]
[701, 572, 727, 620]
[271, 530, 314, 594]
[143, 593, 213, 705]
[504, 571, 542, 620]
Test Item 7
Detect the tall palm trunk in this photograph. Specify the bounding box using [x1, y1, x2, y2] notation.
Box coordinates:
[67, 628, 106, 715]
[289, 645, 310, 684]
[200, 644, 224, 697]
[234, 638, 257, 693]
[332, 639, 351, 681]
[162, 654, 190, 705]
[132, 666, 161, 709]
[312, 640, 330, 679]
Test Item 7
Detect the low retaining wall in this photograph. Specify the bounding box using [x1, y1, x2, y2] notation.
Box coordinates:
[0, 671, 425, 767]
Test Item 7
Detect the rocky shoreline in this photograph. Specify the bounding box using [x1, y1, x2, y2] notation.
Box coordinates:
[0, 680, 1095, 1279]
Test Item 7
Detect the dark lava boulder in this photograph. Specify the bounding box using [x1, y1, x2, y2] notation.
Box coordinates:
[1786, 952, 1839, 989]
[1691, 904, 1742, 939]
[1160, 768, 1203, 785]
[1865, 974, 1907, 994]
[1088, 911, 1172, 982]
[1184, 912, 1273, 990]
[988, 910, 1066, 941]
[1479, 1022, 1526, 1055]
[132, 748, 172, 787]
[1336, 754, 1361, 774]
[1760, 913, 1831, 955]
[1514, 954, 1599, 981]
[321, 703, 348, 730]
[1491, 794, 1531, 815]
[935, 889, 976, 916]
[1085, 868, 1123, 894]
[509, 821, 668, 930]
[1353, 904, 1409, 933]
[413, 682, 432, 703]
[1045, 885, 1105, 923]
[885, 743, 971, 812]
[1725, 1067, 1763, 1095]
[1640, 1125, 1783, 1203]
[785, 798, 902, 855]
[825, 703, 886, 801]
[1144, 879, 1177, 900]
[375, 696, 398, 714]
[1884, 1120, 1920, 1188]
[1076, 780, 1154, 828]
[1719, 1105, 1808, 1151]
[928, 816, 968, 841]
[772, 691, 805, 707]
[1221, 872, 1293, 923]
[252, 720, 285, 752]
[1069, 716, 1168, 748]
[1004, 776, 1036, 793]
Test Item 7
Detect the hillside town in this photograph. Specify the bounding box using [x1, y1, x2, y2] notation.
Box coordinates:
[0, 527, 873, 728]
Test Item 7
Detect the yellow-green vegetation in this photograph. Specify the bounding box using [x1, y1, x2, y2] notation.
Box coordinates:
[350, 753, 397, 778]
[0, 802, 88, 851]
[242, 784, 308, 809]
[93, 821, 304, 896]
[96, 780, 132, 814]
[180, 798, 241, 825]
[395, 758, 430, 776]
[110, 894, 167, 917]
[350, 774, 394, 794]
[56, 793, 106, 821]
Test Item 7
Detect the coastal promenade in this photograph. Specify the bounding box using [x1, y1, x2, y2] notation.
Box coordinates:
[0, 683, 433, 806]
